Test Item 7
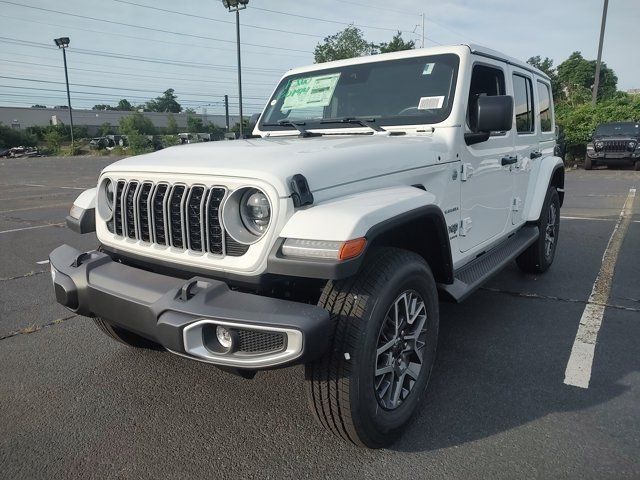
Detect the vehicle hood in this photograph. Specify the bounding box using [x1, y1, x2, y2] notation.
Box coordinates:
[103, 134, 445, 197]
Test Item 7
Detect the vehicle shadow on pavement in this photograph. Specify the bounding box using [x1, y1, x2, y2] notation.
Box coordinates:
[391, 289, 630, 453]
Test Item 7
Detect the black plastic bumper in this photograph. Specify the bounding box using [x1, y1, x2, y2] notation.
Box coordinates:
[49, 244, 331, 369]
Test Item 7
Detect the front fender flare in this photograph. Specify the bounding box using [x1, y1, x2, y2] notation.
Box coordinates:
[524, 156, 564, 222]
[267, 186, 452, 282]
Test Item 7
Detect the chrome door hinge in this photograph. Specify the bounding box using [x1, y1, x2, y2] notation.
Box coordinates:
[512, 197, 522, 212]
[460, 217, 472, 236]
[460, 163, 474, 182]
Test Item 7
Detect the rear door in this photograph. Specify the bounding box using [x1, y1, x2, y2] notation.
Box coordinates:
[509, 67, 536, 225]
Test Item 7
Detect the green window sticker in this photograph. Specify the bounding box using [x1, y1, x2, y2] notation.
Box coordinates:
[281, 73, 341, 111]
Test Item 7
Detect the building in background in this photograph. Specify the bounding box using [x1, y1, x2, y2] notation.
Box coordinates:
[0, 106, 239, 135]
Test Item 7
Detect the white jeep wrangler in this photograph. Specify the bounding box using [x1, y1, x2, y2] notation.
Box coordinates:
[51, 44, 564, 448]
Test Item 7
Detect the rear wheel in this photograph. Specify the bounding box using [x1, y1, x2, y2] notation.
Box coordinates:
[93, 317, 162, 350]
[305, 248, 439, 448]
[516, 187, 560, 274]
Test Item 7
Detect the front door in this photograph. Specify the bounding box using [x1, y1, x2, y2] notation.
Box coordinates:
[459, 61, 515, 253]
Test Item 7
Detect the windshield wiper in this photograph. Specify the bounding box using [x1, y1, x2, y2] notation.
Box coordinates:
[262, 120, 322, 138]
[320, 117, 386, 133]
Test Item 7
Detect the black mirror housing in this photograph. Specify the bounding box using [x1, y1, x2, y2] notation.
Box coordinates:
[476, 95, 513, 133]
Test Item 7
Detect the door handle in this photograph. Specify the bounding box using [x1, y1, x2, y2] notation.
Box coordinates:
[531, 151, 543, 159]
[501, 155, 518, 166]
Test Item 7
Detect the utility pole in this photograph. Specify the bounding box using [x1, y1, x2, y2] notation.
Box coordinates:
[421, 13, 425, 48]
[54, 37, 74, 146]
[592, 0, 609, 105]
[235, 8, 244, 137]
[224, 95, 230, 132]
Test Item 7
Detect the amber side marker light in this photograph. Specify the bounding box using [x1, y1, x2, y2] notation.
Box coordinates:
[281, 237, 367, 260]
[339, 237, 367, 260]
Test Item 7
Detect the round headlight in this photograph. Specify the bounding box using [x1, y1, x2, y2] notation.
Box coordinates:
[595, 141, 604, 150]
[222, 187, 272, 245]
[104, 179, 114, 209]
[240, 189, 271, 236]
[628, 141, 637, 150]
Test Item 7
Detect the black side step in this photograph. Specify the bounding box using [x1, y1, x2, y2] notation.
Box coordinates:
[439, 225, 539, 302]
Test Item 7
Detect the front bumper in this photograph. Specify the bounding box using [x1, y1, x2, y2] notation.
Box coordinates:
[587, 151, 639, 162]
[49, 244, 331, 369]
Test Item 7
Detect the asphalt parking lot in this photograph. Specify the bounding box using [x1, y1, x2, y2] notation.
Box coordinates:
[1, 156, 638, 479]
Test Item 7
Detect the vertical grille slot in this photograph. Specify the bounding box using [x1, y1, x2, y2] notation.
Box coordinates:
[107, 180, 251, 259]
[138, 182, 153, 242]
[186, 186, 206, 252]
[124, 181, 139, 239]
[205, 187, 226, 255]
[114, 180, 126, 236]
[151, 183, 169, 245]
[168, 185, 186, 248]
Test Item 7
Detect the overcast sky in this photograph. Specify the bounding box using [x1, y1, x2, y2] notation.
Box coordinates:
[1, 0, 638, 116]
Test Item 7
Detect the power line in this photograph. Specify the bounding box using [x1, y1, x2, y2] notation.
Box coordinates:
[0, 0, 313, 54]
[111, 0, 324, 39]
[0, 58, 273, 88]
[0, 37, 285, 76]
[0, 75, 268, 99]
[1, 14, 312, 60]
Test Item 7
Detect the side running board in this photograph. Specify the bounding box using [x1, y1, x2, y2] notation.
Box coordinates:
[439, 225, 539, 303]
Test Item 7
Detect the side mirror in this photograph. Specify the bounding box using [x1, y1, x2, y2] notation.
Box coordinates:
[465, 95, 514, 146]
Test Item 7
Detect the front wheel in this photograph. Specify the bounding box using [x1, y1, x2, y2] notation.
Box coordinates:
[516, 187, 560, 274]
[584, 155, 593, 170]
[305, 248, 439, 448]
[634, 160, 640, 171]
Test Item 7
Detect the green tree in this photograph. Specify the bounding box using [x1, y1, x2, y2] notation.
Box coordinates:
[43, 129, 62, 154]
[119, 112, 156, 135]
[99, 122, 115, 136]
[166, 113, 179, 134]
[187, 116, 204, 133]
[146, 89, 182, 113]
[92, 104, 114, 111]
[378, 32, 415, 53]
[116, 99, 134, 111]
[527, 56, 561, 101]
[557, 51, 618, 102]
[314, 26, 370, 63]
[31, 104, 47, 109]
[184, 107, 196, 114]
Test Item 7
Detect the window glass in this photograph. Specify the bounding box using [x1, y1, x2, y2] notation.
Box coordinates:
[467, 64, 506, 133]
[259, 54, 460, 131]
[513, 74, 534, 133]
[537, 81, 552, 132]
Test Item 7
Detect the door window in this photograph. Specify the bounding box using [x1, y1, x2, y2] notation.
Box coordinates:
[537, 81, 553, 132]
[513, 74, 534, 134]
[467, 64, 506, 133]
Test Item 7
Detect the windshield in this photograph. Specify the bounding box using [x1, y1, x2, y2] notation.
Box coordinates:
[595, 123, 640, 136]
[259, 54, 459, 132]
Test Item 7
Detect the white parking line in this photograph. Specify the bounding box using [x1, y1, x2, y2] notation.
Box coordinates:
[36, 260, 50, 265]
[561, 216, 640, 224]
[0, 223, 65, 235]
[22, 183, 85, 190]
[564, 188, 636, 389]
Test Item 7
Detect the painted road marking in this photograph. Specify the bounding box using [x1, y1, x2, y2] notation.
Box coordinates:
[564, 188, 636, 389]
[0, 202, 71, 214]
[0, 223, 65, 235]
[561, 216, 640, 224]
[36, 260, 50, 265]
[22, 183, 85, 190]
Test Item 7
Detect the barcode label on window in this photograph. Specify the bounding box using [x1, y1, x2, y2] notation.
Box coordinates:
[418, 96, 445, 110]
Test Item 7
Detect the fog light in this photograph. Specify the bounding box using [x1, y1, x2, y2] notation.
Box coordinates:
[216, 326, 233, 350]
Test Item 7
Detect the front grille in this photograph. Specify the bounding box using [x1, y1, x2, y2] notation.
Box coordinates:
[602, 140, 627, 153]
[237, 329, 286, 354]
[107, 180, 249, 257]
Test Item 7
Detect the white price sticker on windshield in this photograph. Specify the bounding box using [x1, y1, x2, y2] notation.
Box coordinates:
[281, 73, 341, 111]
[418, 96, 445, 110]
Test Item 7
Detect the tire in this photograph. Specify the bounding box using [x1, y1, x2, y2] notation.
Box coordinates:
[584, 155, 593, 170]
[305, 248, 439, 448]
[93, 317, 162, 350]
[516, 187, 560, 274]
[635, 160, 640, 171]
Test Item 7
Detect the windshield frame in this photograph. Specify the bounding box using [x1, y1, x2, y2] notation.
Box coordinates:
[595, 122, 640, 137]
[258, 53, 460, 134]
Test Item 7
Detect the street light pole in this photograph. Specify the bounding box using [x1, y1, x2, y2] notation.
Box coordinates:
[221, 0, 249, 138]
[235, 8, 244, 138]
[592, 0, 609, 106]
[54, 37, 74, 146]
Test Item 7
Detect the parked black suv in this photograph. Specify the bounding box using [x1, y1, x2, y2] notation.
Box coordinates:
[585, 121, 640, 170]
